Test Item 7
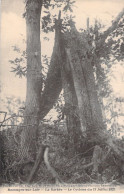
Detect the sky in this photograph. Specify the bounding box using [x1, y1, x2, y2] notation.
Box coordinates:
[0, 0, 124, 104]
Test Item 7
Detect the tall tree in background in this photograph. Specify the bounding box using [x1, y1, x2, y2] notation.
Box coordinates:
[20, 0, 43, 161]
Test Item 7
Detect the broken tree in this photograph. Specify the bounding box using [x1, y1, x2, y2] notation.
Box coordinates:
[53, 10, 124, 167]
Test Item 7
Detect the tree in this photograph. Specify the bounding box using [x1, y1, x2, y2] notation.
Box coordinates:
[19, 0, 43, 162]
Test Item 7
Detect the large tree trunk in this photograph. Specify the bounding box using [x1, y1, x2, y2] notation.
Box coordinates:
[20, 0, 43, 162]
[65, 26, 104, 136]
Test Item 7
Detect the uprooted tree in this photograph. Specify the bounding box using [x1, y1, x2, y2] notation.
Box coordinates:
[2, 0, 124, 183]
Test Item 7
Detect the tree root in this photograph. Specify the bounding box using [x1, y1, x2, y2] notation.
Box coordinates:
[27, 145, 63, 184]
[44, 147, 63, 184]
[27, 145, 46, 183]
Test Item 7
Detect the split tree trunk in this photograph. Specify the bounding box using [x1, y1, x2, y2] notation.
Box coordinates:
[62, 24, 124, 161]
[53, 17, 124, 162]
[20, 0, 43, 162]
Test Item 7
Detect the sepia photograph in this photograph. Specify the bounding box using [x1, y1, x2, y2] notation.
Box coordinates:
[0, 0, 124, 193]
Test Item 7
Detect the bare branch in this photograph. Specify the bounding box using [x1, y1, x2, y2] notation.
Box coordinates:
[99, 8, 124, 45]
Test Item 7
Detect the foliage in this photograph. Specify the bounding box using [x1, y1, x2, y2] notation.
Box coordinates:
[104, 95, 124, 138]
[9, 45, 50, 81]
[53, 91, 65, 124]
[1, 95, 25, 117]
[107, 15, 124, 62]
[9, 45, 27, 78]
[90, 19, 124, 137]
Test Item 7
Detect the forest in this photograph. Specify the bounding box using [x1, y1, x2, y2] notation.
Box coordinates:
[0, 0, 124, 185]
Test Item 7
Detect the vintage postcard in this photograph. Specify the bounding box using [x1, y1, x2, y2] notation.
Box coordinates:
[0, 0, 124, 193]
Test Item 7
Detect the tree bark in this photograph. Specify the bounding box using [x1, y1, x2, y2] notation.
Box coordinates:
[40, 42, 62, 120]
[61, 57, 82, 153]
[64, 26, 105, 136]
[39, 13, 63, 120]
[20, 0, 43, 161]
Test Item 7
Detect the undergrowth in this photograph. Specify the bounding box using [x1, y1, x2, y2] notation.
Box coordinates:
[0, 123, 124, 185]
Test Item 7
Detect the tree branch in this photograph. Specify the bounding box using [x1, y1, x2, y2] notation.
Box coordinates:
[27, 145, 46, 183]
[98, 8, 124, 46]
